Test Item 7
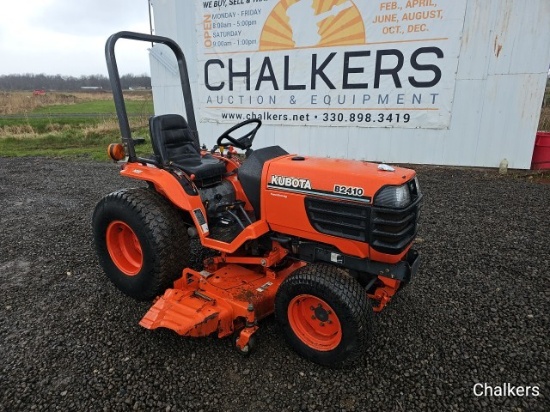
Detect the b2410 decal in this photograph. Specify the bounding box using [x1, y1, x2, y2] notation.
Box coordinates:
[333, 184, 364, 197]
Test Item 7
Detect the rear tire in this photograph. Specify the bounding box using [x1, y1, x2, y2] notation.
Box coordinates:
[92, 188, 189, 301]
[275, 263, 373, 368]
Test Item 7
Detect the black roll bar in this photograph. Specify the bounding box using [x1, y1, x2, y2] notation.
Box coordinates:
[105, 31, 198, 162]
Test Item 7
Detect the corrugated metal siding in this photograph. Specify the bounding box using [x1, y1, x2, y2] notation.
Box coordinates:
[149, 0, 550, 169]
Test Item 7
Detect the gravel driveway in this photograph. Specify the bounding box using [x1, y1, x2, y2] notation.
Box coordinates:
[0, 157, 548, 411]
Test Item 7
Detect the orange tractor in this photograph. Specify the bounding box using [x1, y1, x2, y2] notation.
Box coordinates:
[93, 32, 422, 367]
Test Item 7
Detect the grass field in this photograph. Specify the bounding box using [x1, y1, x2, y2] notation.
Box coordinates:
[1, 85, 549, 161]
[0, 91, 152, 115]
[0, 91, 153, 160]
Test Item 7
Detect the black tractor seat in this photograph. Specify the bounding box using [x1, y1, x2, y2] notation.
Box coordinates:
[149, 114, 226, 186]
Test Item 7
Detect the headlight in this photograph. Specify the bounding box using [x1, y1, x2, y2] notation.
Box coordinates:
[374, 184, 411, 208]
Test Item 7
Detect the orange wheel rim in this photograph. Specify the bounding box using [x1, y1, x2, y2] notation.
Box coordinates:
[288, 294, 342, 351]
[106, 221, 143, 276]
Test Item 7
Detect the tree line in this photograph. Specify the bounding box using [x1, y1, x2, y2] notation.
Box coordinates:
[0, 74, 151, 91]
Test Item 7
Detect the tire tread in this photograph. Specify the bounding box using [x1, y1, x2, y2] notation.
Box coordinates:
[93, 187, 189, 300]
[275, 263, 373, 368]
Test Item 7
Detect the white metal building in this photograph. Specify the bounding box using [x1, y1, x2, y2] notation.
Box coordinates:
[145, 0, 550, 169]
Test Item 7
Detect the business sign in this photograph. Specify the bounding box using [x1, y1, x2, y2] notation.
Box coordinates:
[196, 0, 467, 128]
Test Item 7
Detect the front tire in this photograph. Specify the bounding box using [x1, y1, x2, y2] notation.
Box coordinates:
[275, 263, 373, 368]
[92, 187, 189, 301]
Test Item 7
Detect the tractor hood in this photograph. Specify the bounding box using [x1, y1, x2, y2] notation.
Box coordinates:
[265, 155, 416, 204]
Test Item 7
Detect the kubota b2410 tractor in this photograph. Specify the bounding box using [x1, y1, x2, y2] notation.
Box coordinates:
[93, 32, 422, 367]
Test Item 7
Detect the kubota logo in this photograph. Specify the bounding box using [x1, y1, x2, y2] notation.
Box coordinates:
[270, 175, 312, 190]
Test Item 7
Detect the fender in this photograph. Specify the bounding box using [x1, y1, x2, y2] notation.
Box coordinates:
[120, 162, 270, 254]
[120, 163, 203, 211]
[120, 162, 209, 234]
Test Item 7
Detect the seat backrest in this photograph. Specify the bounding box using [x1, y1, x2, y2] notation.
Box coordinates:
[149, 114, 201, 166]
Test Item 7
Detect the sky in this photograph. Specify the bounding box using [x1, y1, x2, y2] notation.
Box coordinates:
[0, 0, 152, 76]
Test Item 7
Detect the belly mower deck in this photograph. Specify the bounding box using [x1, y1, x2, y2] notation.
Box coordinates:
[139, 247, 306, 353]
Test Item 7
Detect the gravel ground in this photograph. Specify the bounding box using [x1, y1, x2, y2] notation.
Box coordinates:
[0, 157, 548, 412]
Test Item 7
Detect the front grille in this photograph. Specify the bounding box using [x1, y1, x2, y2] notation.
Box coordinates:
[305, 179, 422, 255]
[370, 193, 422, 254]
[305, 198, 370, 242]
[369, 179, 422, 254]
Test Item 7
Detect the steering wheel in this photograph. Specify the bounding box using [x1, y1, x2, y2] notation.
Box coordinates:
[216, 118, 262, 151]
